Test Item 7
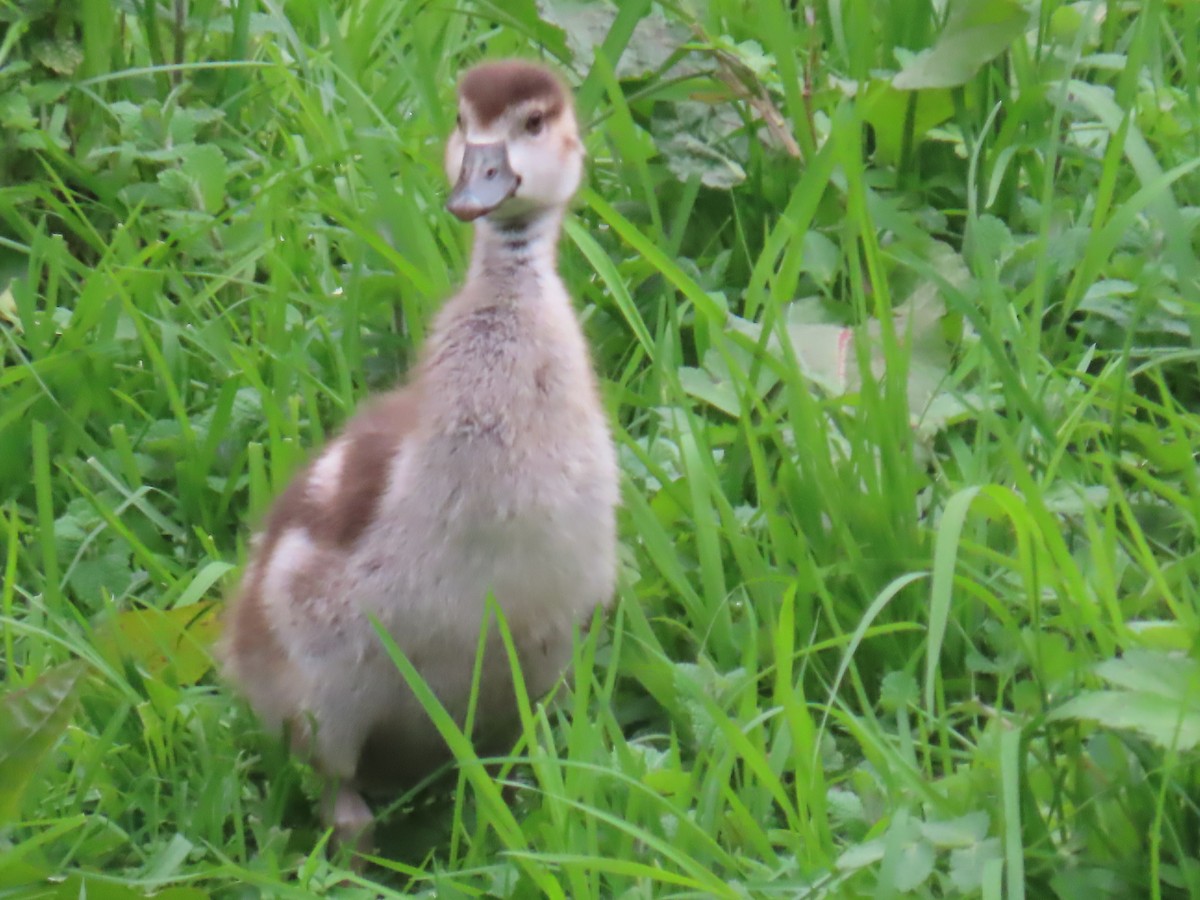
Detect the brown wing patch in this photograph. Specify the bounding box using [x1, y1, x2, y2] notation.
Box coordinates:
[255, 387, 421, 553]
[256, 466, 314, 557]
[223, 560, 290, 684]
[459, 59, 569, 127]
[311, 388, 420, 548]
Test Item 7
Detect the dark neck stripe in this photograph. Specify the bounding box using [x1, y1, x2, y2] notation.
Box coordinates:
[471, 210, 560, 279]
[492, 217, 530, 234]
[482, 213, 553, 259]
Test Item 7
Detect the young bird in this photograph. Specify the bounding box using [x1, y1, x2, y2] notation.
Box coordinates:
[222, 59, 619, 848]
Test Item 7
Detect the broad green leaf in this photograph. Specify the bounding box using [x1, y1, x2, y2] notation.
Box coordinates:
[0, 661, 88, 823]
[1051, 652, 1200, 749]
[893, 0, 1029, 90]
[1093, 650, 1200, 698]
[785, 277, 953, 422]
[837, 838, 885, 871]
[798, 231, 841, 286]
[0, 859, 48, 890]
[678, 366, 741, 417]
[1052, 690, 1200, 750]
[921, 811, 989, 848]
[1126, 621, 1192, 652]
[861, 80, 954, 162]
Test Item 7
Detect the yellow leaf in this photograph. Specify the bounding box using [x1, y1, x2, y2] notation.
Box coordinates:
[0, 281, 22, 333]
[96, 603, 222, 686]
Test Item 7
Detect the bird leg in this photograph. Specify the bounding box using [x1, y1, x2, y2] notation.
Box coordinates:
[321, 781, 375, 861]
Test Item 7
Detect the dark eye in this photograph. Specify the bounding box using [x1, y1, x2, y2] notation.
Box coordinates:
[524, 112, 544, 135]
[455, 113, 463, 129]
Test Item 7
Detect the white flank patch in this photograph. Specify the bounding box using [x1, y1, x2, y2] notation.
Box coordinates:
[308, 439, 346, 506]
[381, 444, 414, 510]
[262, 527, 317, 609]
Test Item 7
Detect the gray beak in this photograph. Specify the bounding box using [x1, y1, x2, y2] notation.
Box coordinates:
[446, 141, 520, 222]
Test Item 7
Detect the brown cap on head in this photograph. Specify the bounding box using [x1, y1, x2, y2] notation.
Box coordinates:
[458, 59, 570, 127]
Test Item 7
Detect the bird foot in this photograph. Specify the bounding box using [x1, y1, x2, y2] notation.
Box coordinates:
[322, 783, 375, 866]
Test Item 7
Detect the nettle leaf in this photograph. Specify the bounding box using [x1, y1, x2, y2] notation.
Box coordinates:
[24, 79, 69, 106]
[536, 0, 688, 79]
[0, 60, 32, 84]
[893, 0, 1029, 90]
[879, 670, 919, 712]
[32, 37, 83, 76]
[672, 660, 747, 749]
[0, 661, 88, 824]
[1077, 279, 1138, 325]
[68, 548, 136, 602]
[106, 99, 145, 136]
[168, 106, 225, 146]
[0, 92, 37, 131]
[653, 101, 748, 190]
[118, 180, 179, 210]
[949, 837, 1002, 892]
[191, 386, 263, 447]
[179, 143, 229, 212]
[826, 787, 865, 828]
[837, 837, 885, 871]
[893, 837, 936, 892]
[1051, 650, 1200, 750]
[660, 131, 747, 189]
[54, 497, 101, 554]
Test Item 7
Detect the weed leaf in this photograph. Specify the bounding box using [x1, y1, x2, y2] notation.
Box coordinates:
[0, 661, 88, 823]
[95, 602, 221, 685]
[894, 0, 1029, 89]
[1051, 651, 1200, 750]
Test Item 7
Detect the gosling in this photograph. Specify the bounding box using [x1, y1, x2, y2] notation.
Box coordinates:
[222, 58, 619, 848]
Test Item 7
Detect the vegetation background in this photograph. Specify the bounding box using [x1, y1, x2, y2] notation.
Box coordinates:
[2, 0, 1199, 896]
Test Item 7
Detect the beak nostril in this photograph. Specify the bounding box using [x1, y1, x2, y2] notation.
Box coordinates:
[448, 142, 518, 220]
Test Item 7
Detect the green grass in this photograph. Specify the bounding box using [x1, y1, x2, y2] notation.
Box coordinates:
[2, 0, 1199, 896]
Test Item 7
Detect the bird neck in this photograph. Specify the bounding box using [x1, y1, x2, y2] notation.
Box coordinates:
[467, 210, 563, 289]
